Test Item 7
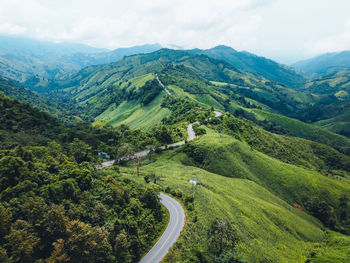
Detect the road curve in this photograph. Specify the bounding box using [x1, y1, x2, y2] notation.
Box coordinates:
[139, 193, 185, 263]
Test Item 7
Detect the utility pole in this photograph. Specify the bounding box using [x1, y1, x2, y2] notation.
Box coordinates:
[136, 157, 141, 176]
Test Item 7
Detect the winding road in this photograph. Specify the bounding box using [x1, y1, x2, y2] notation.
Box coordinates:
[139, 193, 185, 263]
[97, 75, 222, 262]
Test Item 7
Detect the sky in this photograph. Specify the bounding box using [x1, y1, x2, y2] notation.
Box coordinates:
[0, 0, 350, 64]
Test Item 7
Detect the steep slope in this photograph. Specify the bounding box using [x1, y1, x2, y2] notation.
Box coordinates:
[116, 127, 350, 262]
[0, 92, 167, 263]
[48, 49, 321, 130]
[301, 69, 350, 96]
[181, 130, 350, 232]
[249, 109, 350, 154]
[0, 92, 65, 147]
[189, 45, 306, 88]
[292, 51, 350, 76]
[295, 70, 350, 136]
[0, 76, 88, 123]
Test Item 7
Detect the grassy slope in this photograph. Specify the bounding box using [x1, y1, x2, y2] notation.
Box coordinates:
[307, 231, 350, 262]
[296, 70, 350, 136]
[111, 130, 350, 262]
[95, 93, 171, 130]
[80, 73, 171, 130]
[251, 109, 350, 151]
[116, 152, 324, 262]
[188, 131, 350, 205]
[315, 113, 350, 136]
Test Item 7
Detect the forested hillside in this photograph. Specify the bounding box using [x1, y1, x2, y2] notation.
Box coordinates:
[292, 51, 350, 76]
[0, 93, 179, 262]
[1, 36, 350, 263]
[189, 45, 306, 88]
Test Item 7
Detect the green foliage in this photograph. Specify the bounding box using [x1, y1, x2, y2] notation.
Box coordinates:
[118, 151, 326, 263]
[0, 96, 168, 262]
[208, 218, 238, 255]
[139, 79, 163, 105]
[252, 109, 350, 154]
[189, 45, 306, 88]
[306, 231, 350, 262]
[0, 76, 89, 124]
[0, 143, 166, 262]
[184, 131, 350, 233]
[206, 114, 350, 174]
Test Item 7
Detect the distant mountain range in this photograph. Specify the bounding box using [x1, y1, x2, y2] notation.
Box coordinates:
[292, 51, 350, 76]
[188, 45, 306, 88]
[0, 36, 308, 88]
[0, 35, 162, 81]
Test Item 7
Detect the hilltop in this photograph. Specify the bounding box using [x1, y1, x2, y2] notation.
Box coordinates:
[189, 45, 306, 88]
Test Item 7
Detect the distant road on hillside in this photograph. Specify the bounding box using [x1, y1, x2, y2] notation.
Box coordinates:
[155, 73, 172, 96]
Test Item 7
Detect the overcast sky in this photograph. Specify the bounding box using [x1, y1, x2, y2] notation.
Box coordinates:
[0, 0, 349, 64]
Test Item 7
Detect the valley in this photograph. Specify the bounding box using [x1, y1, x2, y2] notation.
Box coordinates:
[0, 36, 350, 263]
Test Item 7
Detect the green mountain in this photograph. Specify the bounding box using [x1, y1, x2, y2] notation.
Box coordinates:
[0, 76, 89, 124]
[188, 45, 306, 88]
[29, 48, 350, 153]
[300, 69, 350, 96]
[292, 51, 350, 76]
[293, 70, 350, 137]
[115, 126, 350, 262]
[43, 49, 319, 127]
[1, 45, 350, 263]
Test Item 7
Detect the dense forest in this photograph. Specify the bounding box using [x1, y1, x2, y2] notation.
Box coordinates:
[0, 93, 175, 263]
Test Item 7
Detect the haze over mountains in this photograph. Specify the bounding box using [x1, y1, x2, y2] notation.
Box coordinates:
[0, 35, 162, 81]
[293, 51, 350, 76]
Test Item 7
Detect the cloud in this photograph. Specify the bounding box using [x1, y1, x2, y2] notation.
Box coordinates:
[0, 0, 264, 49]
[0, 23, 26, 35]
[305, 18, 350, 55]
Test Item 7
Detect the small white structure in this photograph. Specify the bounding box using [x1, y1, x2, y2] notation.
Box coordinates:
[189, 179, 199, 185]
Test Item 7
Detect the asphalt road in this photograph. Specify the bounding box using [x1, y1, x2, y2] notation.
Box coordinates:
[139, 193, 185, 263]
[155, 73, 172, 96]
[187, 121, 200, 141]
[98, 112, 220, 168]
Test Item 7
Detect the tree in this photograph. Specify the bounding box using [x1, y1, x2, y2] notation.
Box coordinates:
[46, 239, 70, 263]
[117, 143, 135, 163]
[5, 221, 40, 263]
[0, 156, 31, 192]
[208, 218, 239, 255]
[154, 126, 172, 144]
[0, 206, 11, 243]
[0, 246, 9, 263]
[65, 220, 114, 263]
[69, 138, 91, 163]
[114, 230, 131, 263]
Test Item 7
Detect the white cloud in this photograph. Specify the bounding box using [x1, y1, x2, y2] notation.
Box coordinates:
[0, 0, 264, 49]
[305, 18, 350, 55]
[0, 23, 26, 35]
[0, 0, 350, 63]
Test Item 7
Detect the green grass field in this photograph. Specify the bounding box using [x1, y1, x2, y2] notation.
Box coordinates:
[251, 109, 350, 151]
[112, 152, 323, 262]
[104, 130, 350, 262]
[94, 93, 171, 130]
[306, 231, 350, 262]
